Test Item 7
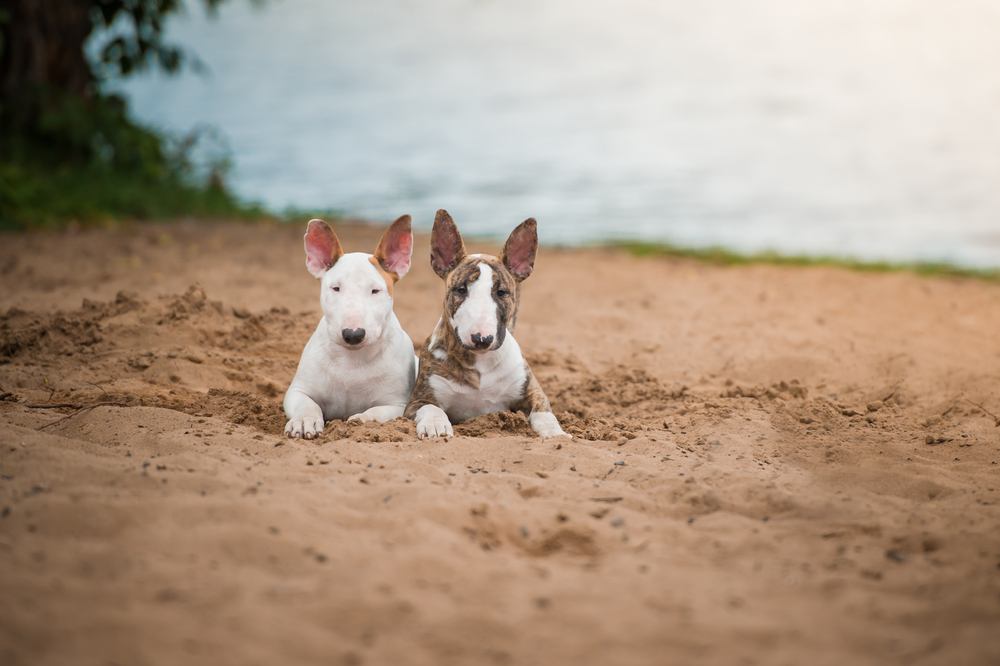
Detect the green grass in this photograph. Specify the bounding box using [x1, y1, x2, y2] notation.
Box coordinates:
[0, 166, 355, 231]
[0, 87, 273, 230]
[275, 206, 348, 223]
[0, 161, 267, 230]
[614, 241, 1000, 282]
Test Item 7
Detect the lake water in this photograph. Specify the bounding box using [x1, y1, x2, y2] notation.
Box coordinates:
[115, 0, 1000, 267]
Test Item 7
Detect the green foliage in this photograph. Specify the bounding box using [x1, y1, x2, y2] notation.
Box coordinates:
[90, 0, 231, 78]
[0, 89, 260, 228]
[0, 0, 265, 228]
[616, 241, 1000, 282]
[0, 162, 262, 230]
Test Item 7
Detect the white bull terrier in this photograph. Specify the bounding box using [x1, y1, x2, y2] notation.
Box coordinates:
[284, 216, 416, 438]
[404, 209, 568, 440]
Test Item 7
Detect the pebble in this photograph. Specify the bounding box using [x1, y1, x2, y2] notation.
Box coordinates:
[885, 549, 906, 563]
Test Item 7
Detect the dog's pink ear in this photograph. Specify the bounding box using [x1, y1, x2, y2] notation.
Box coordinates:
[431, 209, 466, 278]
[304, 219, 344, 277]
[501, 218, 537, 281]
[374, 214, 413, 280]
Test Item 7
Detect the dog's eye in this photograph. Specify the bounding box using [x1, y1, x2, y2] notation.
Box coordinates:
[371, 288, 381, 295]
[496, 288, 510, 298]
[454, 284, 468, 296]
[331, 286, 340, 292]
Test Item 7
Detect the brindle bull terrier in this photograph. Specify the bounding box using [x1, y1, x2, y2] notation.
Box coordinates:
[404, 209, 568, 440]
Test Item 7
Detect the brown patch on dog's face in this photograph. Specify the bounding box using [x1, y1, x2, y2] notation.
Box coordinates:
[442, 255, 520, 350]
[483, 257, 520, 340]
[367, 214, 413, 295]
[368, 256, 396, 296]
[442, 258, 482, 319]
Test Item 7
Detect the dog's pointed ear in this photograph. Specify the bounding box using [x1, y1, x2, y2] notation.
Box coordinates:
[304, 219, 344, 278]
[431, 209, 466, 278]
[501, 218, 537, 281]
[374, 214, 413, 280]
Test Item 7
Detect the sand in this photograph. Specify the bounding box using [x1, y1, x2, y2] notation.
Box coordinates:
[1, 220, 999, 666]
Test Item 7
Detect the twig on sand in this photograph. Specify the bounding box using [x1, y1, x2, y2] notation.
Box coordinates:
[26, 401, 130, 430]
[85, 381, 110, 396]
[964, 399, 1000, 427]
[24, 402, 87, 410]
[880, 383, 901, 403]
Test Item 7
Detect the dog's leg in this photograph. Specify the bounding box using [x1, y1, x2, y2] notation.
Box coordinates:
[283, 388, 326, 439]
[413, 404, 454, 439]
[347, 404, 405, 423]
[405, 360, 454, 439]
[521, 370, 569, 439]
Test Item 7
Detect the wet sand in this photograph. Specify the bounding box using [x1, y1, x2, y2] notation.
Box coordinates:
[1, 220, 999, 665]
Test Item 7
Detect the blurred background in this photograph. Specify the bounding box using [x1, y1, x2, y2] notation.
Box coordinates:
[3, 0, 1000, 267]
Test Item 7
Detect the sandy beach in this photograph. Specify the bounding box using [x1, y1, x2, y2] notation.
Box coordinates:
[1, 220, 999, 666]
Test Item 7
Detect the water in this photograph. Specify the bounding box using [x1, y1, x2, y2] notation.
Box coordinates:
[114, 0, 1000, 267]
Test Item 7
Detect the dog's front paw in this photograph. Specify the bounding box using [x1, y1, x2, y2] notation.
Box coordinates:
[285, 416, 325, 439]
[348, 405, 405, 423]
[415, 405, 453, 439]
[530, 411, 570, 439]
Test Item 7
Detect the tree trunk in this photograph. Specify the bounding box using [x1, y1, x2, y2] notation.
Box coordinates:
[0, 0, 94, 132]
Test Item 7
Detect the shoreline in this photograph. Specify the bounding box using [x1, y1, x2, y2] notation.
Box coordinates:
[5, 214, 999, 283]
[612, 239, 1000, 282]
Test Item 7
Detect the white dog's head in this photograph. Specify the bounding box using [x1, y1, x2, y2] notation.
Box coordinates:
[303, 215, 412, 349]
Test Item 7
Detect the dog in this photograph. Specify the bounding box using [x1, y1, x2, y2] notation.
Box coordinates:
[404, 209, 568, 439]
[284, 216, 416, 438]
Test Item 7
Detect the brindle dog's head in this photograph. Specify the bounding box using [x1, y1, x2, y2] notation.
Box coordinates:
[430, 209, 538, 353]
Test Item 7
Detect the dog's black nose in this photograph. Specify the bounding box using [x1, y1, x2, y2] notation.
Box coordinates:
[470, 332, 494, 349]
[342, 328, 366, 345]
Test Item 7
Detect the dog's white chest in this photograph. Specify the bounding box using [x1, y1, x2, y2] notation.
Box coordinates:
[429, 335, 527, 423]
[290, 317, 415, 419]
